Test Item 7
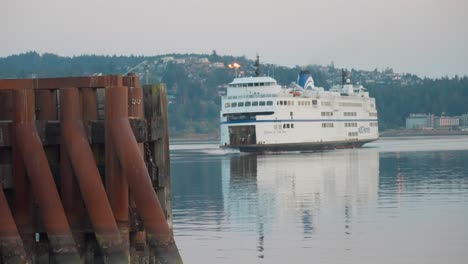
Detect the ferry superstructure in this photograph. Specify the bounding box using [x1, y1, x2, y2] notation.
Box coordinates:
[220, 69, 379, 152]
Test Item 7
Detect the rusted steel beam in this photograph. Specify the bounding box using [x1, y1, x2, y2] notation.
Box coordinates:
[105, 86, 130, 255]
[0, 90, 13, 120]
[60, 139, 84, 231]
[0, 119, 147, 147]
[11, 92, 33, 256]
[12, 89, 82, 262]
[0, 185, 29, 263]
[107, 86, 182, 264]
[60, 88, 86, 255]
[61, 88, 129, 262]
[81, 88, 98, 121]
[0, 76, 123, 90]
[35, 90, 57, 120]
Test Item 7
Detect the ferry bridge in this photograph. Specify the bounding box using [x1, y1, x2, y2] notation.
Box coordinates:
[0, 75, 182, 263]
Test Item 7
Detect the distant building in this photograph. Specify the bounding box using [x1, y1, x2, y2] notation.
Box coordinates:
[160, 56, 174, 63]
[198, 58, 209, 64]
[406, 114, 434, 129]
[174, 59, 186, 64]
[210, 62, 225, 68]
[459, 114, 468, 127]
[434, 116, 459, 129]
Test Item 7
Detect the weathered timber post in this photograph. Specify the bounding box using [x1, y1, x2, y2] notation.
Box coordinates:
[142, 84, 173, 230]
[124, 74, 149, 263]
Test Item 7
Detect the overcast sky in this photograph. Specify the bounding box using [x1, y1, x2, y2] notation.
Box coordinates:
[1, 0, 467, 77]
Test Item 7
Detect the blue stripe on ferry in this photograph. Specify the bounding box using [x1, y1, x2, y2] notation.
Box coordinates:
[221, 119, 378, 124]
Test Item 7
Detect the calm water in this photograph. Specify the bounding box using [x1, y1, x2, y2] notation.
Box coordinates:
[170, 136, 468, 264]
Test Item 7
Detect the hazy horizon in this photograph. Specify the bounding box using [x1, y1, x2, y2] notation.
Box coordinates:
[1, 0, 467, 78]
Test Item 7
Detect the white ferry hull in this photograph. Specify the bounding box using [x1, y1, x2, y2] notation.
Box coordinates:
[221, 139, 375, 153]
[219, 72, 379, 153]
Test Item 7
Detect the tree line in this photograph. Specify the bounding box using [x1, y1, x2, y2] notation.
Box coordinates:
[1, 52, 467, 135]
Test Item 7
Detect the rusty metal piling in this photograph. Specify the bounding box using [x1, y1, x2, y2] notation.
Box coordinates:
[0, 75, 181, 263]
[13, 89, 82, 263]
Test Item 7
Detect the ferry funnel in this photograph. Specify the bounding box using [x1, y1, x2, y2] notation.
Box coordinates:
[297, 70, 315, 89]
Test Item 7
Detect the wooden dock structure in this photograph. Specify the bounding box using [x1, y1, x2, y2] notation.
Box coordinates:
[0, 75, 182, 263]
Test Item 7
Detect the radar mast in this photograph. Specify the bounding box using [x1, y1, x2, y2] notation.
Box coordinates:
[254, 54, 260, 77]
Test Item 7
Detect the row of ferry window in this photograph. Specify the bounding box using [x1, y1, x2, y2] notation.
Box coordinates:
[229, 82, 275, 88]
[369, 112, 378, 117]
[322, 123, 334, 128]
[277, 100, 317, 106]
[339, 102, 362, 107]
[345, 122, 358, 127]
[344, 112, 357, 117]
[225, 101, 274, 107]
[321, 112, 334, 117]
[348, 132, 358, 137]
[274, 123, 294, 129]
[370, 122, 378, 127]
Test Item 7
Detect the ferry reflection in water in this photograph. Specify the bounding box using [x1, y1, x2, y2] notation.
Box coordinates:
[172, 139, 468, 263]
[172, 148, 382, 263]
[224, 149, 378, 239]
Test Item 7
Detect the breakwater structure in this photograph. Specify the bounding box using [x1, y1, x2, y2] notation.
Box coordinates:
[0, 75, 182, 263]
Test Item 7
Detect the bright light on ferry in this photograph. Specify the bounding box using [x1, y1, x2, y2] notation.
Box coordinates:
[228, 63, 240, 69]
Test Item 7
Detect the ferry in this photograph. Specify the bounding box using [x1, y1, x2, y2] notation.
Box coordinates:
[220, 58, 379, 152]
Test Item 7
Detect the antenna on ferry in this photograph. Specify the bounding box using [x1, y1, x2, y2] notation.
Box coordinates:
[254, 53, 260, 77]
[341, 68, 346, 87]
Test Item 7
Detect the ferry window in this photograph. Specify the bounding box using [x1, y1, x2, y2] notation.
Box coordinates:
[252, 101, 259, 106]
[280, 101, 283, 105]
[254, 83, 259, 86]
[291, 124, 294, 128]
[224, 102, 230, 108]
[312, 100, 317, 105]
[283, 100, 287, 105]
[286, 124, 290, 128]
[238, 102, 244, 107]
[259, 101, 266, 106]
[248, 83, 253, 87]
[231, 102, 237, 107]
[260, 83, 265, 86]
[283, 124, 286, 128]
[245, 102, 251, 106]
[267, 101, 273, 106]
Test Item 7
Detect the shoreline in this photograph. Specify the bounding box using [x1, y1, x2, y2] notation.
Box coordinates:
[379, 129, 468, 138]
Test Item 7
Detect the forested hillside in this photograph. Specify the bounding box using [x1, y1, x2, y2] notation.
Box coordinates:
[1, 52, 467, 136]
